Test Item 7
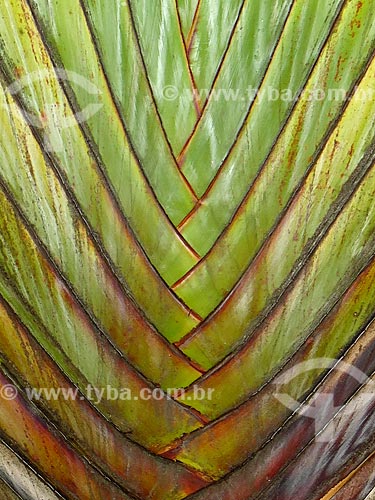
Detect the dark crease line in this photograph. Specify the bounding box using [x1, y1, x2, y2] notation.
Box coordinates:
[78, 0, 200, 221]
[90, 0, 201, 222]
[0, 292, 204, 487]
[175, 200, 202, 232]
[0, 292, 208, 492]
[0, 478, 24, 500]
[0, 70, 202, 381]
[185, 0, 202, 52]
[328, 452, 375, 500]
[184, 312, 375, 498]
[0, 176, 165, 393]
[180, 137, 375, 380]
[0, 435, 65, 500]
[192, 252, 375, 437]
[36, 0, 200, 308]
[178, 45, 375, 348]
[174, 0, 201, 116]
[177, 0, 344, 227]
[178, 241, 202, 262]
[249, 325, 375, 500]
[253, 364, 375, 499]
[0, 176, 206, 425]
[125, 0, 199, 199]
[259, 449, 375, 500]
[170, 241, 375, 449]
[26, 3, 183, 302]
[0, 367, 139, 500]
[3, 5, 201, 353]
[178, 0, 247, 163]
[176, 0, 255, 162]
[171, 270, 195, 291]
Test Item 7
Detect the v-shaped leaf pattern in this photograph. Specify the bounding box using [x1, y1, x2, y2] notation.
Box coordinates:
[176, 0, 200, 45]
[128, 0, 200, 155]
[182, 0, 244, 108]
[0, 0, 375, 498]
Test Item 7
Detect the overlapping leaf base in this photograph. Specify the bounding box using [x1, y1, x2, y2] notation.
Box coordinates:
[0, 1, 374, 498]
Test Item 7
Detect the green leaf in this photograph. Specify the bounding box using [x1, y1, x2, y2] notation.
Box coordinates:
[0, 0, 375, 498]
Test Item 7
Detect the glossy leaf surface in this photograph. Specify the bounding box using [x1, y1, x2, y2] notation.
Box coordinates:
[0, 0, 374, 498]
